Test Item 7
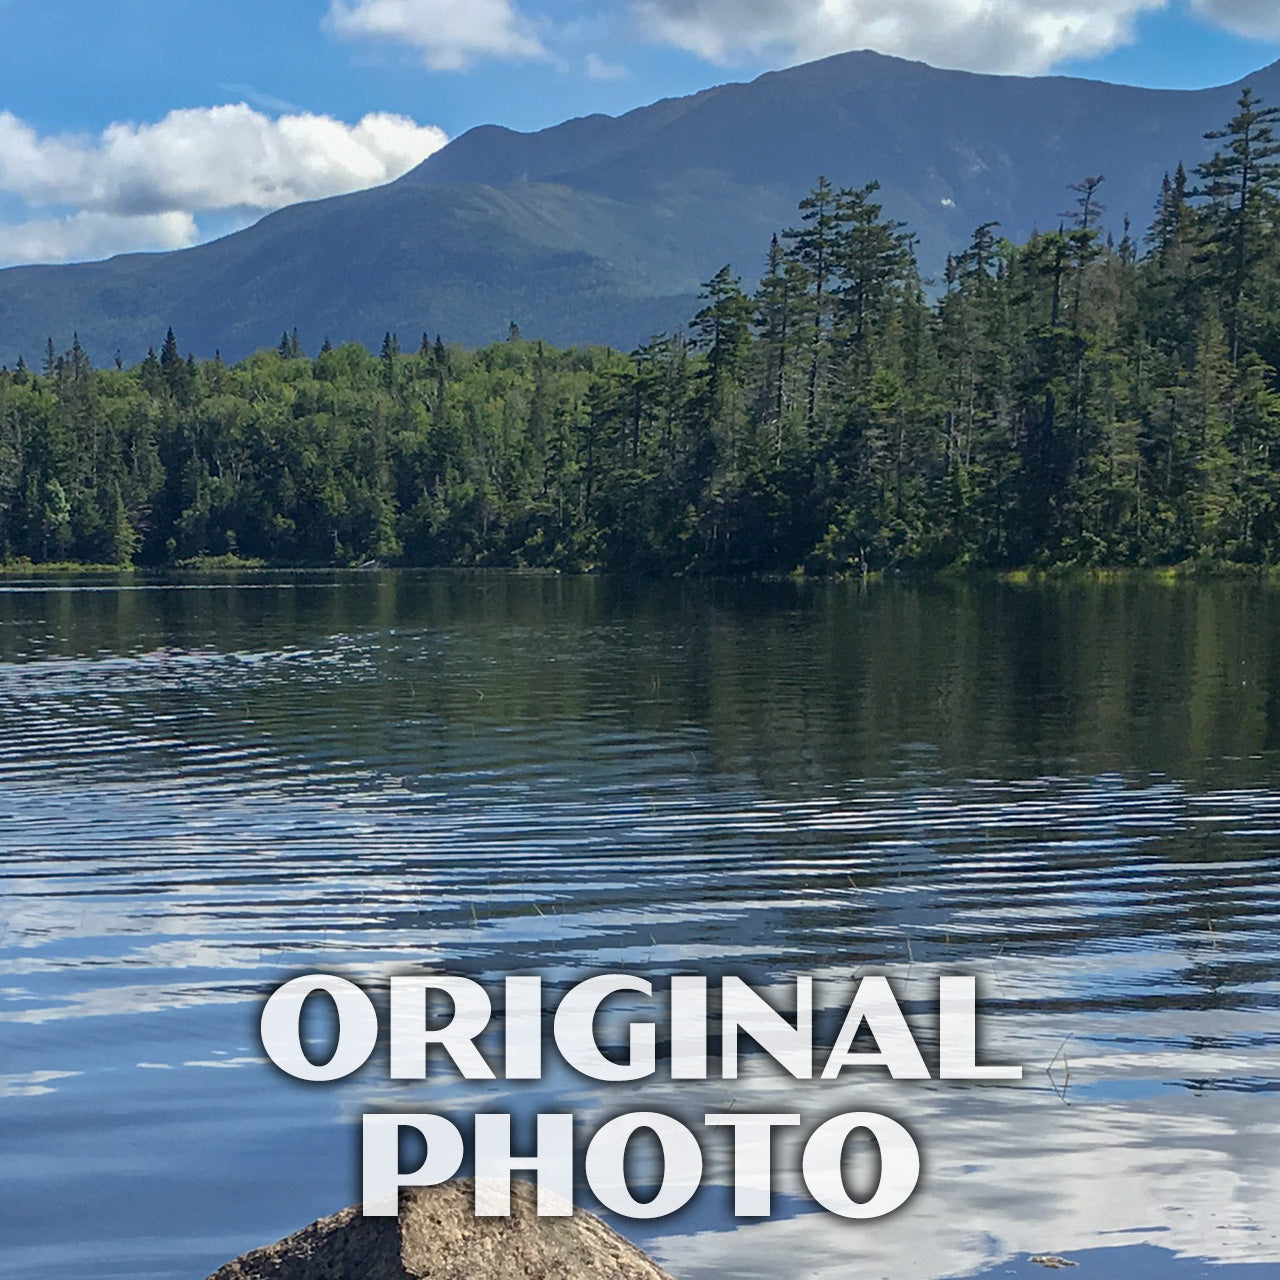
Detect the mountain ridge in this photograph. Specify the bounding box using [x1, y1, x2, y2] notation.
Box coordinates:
[4, 48, 1280, 365]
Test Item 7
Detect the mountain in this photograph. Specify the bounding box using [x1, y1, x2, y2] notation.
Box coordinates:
[4, 50, 1280, 365]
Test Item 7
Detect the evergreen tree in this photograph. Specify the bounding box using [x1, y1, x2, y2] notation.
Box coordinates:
[9, 132, 1280, 576]
[1194, 88, 1280, 362]
[691, 265, 754, 472]
[784, 176, 842, 430]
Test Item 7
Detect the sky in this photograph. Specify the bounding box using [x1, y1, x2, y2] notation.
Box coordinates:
[1, 0, 1279, 268]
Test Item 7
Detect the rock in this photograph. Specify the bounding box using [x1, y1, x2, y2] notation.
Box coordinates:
[206, 1179, 679, 1280]
[207, 1204, 402, 1280]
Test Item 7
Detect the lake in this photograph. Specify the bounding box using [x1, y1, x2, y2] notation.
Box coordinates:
[1, 571, 1277, 1279]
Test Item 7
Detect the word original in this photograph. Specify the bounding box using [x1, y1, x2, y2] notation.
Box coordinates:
[260, 972, 1021, 1083]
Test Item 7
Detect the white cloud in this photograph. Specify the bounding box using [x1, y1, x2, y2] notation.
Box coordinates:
[585, 51, 629, 80]
[633, 0, 1170, 75]
[0, 105, 447, 218]
[1189, 0, 1280, 38]
[0, 104, 448, 267]
[326, 0, 546, 71]
[0, 212, 198, 266]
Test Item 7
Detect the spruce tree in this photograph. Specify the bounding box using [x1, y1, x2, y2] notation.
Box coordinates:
[1195, 88, 1280, 362]
[784, 176, 842, 430]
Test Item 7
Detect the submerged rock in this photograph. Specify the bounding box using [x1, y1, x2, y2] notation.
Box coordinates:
[206, 1179, 678, 1280]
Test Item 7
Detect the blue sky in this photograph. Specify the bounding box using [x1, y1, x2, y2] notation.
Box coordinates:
[1, 0, 1279, 266]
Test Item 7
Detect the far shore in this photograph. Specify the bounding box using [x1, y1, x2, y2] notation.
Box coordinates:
[6, 557, 1280, 584]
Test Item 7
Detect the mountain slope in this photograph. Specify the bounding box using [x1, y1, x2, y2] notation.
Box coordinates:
[3, 50, 1278, 364]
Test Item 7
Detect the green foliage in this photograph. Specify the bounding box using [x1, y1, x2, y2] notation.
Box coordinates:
[8, 93, 1280, 573]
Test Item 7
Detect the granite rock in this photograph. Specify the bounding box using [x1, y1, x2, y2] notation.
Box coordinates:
[206, 1179, 678, 1280]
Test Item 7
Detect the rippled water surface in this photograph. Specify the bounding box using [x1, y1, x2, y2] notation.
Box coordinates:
[1, 572, 1278, 1279]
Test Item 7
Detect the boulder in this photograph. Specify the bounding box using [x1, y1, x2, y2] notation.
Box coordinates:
[206, 1179, 678, 1280]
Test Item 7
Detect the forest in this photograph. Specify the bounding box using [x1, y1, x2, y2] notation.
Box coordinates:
[4, 90, 1280, 575]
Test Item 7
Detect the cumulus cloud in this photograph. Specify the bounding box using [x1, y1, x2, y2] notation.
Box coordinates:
[0, 105, 447, 219]
[326, 0, 546, 71]
[0, 103, 447, 267]
[1188, 0, 1280, 38]
[633, 0, 1168, 75]
[0, 212, 198, 266]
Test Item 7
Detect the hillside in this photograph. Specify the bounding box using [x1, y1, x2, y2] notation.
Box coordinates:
[2, 49, 1278, 364]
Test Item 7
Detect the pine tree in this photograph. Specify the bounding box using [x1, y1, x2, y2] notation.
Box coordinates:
[784, 177, 842, 430]
[1148, 164, 1190, 261]
[380, 332, 400, 390]
[754, 233, 806, 459]
[70, 334, 90, 380]
[691, 265, 754, 473]
[139, 347, 163, 398]
[831, 181, 912, 351]
[160, 327, 180, 371]
[1194, 88, 1280, 362]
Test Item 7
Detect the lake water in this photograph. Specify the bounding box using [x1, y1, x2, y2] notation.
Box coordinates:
[1, 571, 1277, 1279]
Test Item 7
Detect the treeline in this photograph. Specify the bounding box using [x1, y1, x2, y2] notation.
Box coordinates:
[6, 90, 1280, 574]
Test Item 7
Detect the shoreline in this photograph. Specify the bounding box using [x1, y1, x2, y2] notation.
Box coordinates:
[5, 558, 1280, 583]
